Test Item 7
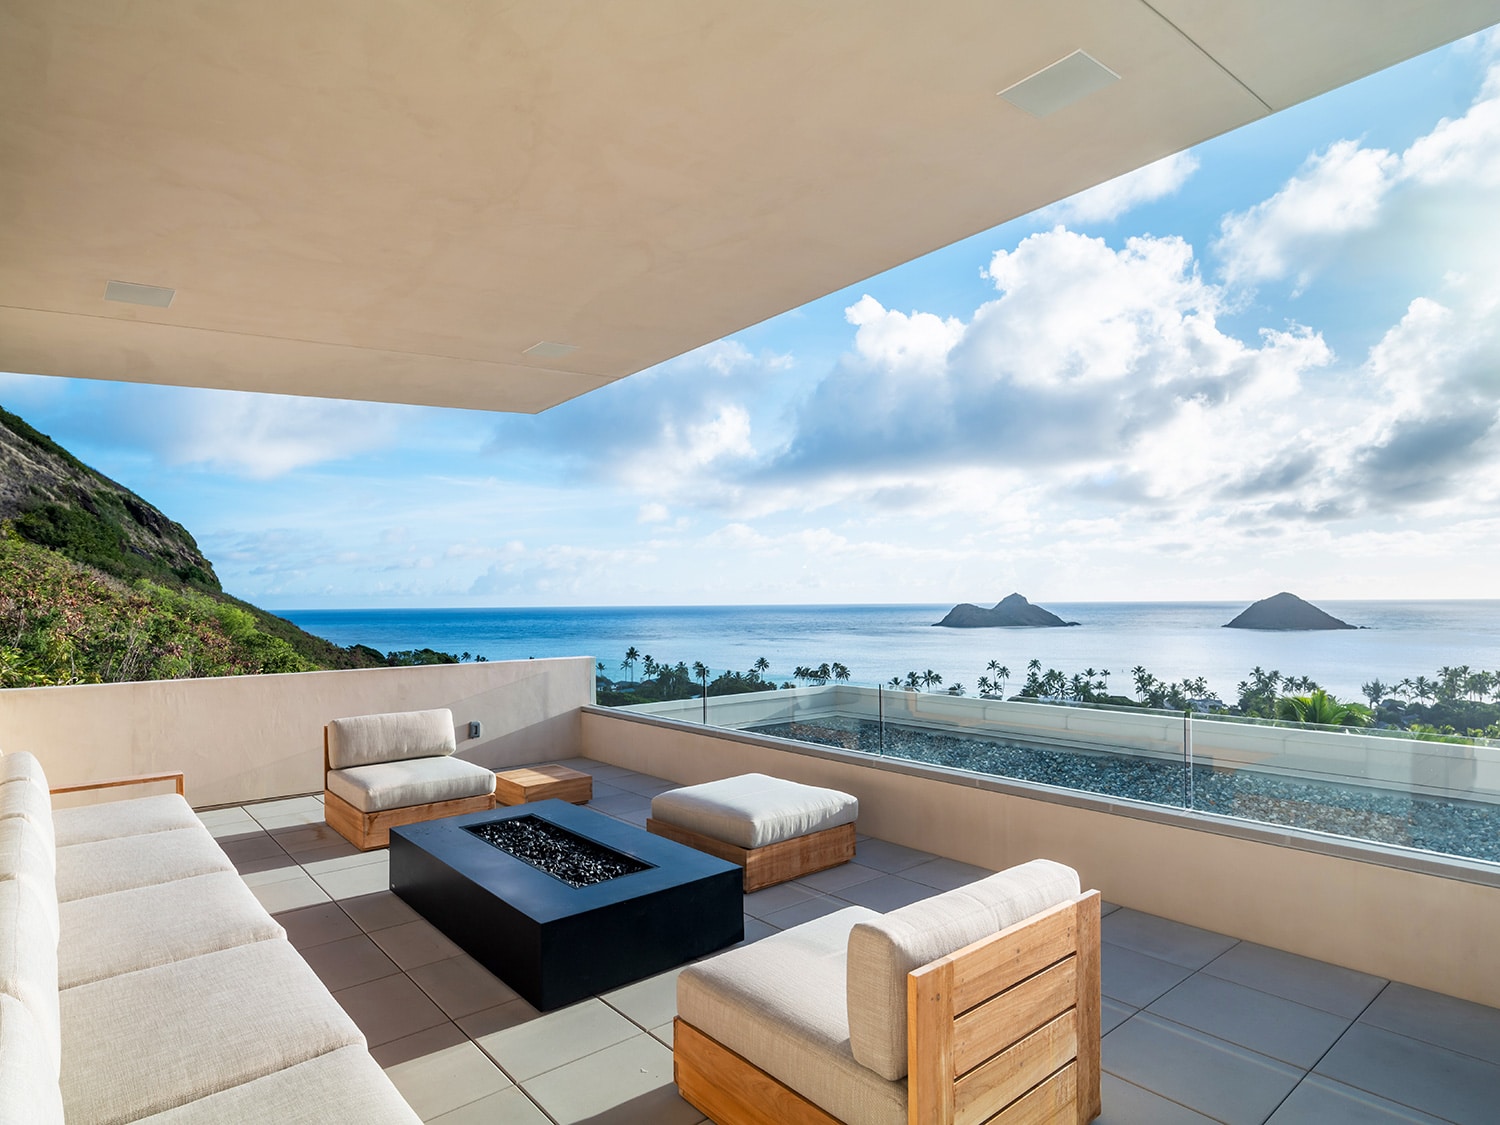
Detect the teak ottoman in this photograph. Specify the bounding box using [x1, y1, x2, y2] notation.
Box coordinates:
[646, 773, 858, 892]
[494, 764, 593, 806]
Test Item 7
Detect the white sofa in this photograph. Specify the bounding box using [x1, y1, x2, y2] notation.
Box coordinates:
[0, 749, 421, 1124]
[324, 708, 497, 850]
[674, 859, 1102, 1125]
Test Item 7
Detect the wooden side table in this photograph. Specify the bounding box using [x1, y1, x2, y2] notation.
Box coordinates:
[494, 764, 593, 806]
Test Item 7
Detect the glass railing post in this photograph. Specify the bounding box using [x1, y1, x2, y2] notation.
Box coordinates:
[1183, 710, 1194, 808]
[878, 685, 885, 756]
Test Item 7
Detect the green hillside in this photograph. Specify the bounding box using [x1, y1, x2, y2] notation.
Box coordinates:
[0, 406, 455, 686]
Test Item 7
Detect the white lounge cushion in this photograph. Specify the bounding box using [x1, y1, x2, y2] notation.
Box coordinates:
[325, 756, 496, 814]
[54, 826, 232, 902]
[651, 773, 858, 849]
[327, 709, 456, 769]
[846, 859, 1082, 1081]
[0, 876, 62, 1077]
[0, 777, 55, 869]
[0, 750, 50, 795]
[130, 1044, 421, 1124]
[0, 817, 59, 941]
[58, 871, 285, 989]
[52, 792, 200, 848]
[60, 939, 366, 1125]
[678, 905, 904, 1125]
[0, 993, 64, 1125]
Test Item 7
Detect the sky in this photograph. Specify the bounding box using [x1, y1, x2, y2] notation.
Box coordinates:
[4, 29, 1500, 610]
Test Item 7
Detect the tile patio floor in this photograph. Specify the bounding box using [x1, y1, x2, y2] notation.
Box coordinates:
[200, 759, 1500, 1124]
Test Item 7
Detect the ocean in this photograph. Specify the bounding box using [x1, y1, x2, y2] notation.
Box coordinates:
[279, 601, 1500, 705]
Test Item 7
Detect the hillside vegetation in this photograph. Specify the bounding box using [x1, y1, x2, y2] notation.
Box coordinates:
[0, 407, 459, 686]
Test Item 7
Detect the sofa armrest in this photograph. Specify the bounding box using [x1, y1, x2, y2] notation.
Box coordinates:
[50, 772, 185, 797]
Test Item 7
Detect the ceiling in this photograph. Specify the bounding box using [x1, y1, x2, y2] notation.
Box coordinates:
[4, 1, 1499, 413]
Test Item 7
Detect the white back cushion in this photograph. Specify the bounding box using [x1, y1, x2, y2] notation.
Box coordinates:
[326, 709, 456, 770]
[846, 859, 1081, 1081]
[0, 994, 64, 1124]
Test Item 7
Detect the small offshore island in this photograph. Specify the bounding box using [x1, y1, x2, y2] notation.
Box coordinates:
[934, 593, 1080, 629]
[1224, 592, 1358, 631]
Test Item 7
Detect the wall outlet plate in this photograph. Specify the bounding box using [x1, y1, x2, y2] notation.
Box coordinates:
[468, 720, 483, 740]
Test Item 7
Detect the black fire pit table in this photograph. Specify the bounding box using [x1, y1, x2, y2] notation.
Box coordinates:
[389, 800, 743, 1010]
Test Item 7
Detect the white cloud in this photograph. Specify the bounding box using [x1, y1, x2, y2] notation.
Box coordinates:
[1039, 151, 1201, 225]
[637, 502, 670, 524]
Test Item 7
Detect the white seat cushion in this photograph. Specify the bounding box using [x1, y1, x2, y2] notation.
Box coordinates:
[52, 793, 200, 848]
[128, 1044, 420, 1124]
[846, 859, 1081, 1081]
[0, 993, 64, 1125]
[60, 939, 366, 1125]
[326, 756, 496, 814]
[651, 773, 858, 849]
[678, 905, 904, 1125]
[58, 871, 285, 989]
[54, 826, 233, 902]
[327, 709, 456, 769]
[0, 876, 62, 1077]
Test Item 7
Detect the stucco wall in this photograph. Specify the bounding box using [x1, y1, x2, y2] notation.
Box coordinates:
[581, 706, 1500, 1009]
[1, 657, 593, 808]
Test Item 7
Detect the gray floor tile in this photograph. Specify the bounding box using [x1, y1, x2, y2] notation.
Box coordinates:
[337, 890, 420, 933]
[409, 953, 521, 1019]
[739, 915, 778, 942]
[250, 870, 332, 914]
[742, 881, 821, 920]
[1101, 901, 1122, 916]
[830, 873, 935, 912]
[368, 917, 464, 970]
[902, 856, 994, 891]
[520, 1032, 701, 1125]
[1102, 997, 1137, 1036]
[1148, 973, 1352, 1068]
[1103, 1012, 1303, 1125]
[454, 997, 542, 1040]
[1314, 1023, 1500, 1124]
[1104, 907, 1239, 969]
[301, 932, 403, 991]
[475, 997, 640, 1081]
[602, 966, 685, 1031]
[1267, 1074, 1452, 1124]
[218, 832, 288, 862]
[761, 893, 850, 930]
[590, 793, 653, 821]
[1202, 942, 1386, 1019]
[1098, 1073, 1221, 1124]
[429, 1086, 551, 1124]
[311, 856, 391, 900]
[1103, 942, 1197, 1008]
[608, 774, 677, 798]
[791, 860, 882, 893]
[851, 837, 934, 873]
[277, 901, 363, 949]
[1359, 981, 1500, 1067]
[374, 1022, 514, 1120]
[334, 973, 450, 1048]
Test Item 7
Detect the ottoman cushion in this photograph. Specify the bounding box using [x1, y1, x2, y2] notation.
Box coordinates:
[651, 774, 857, 849]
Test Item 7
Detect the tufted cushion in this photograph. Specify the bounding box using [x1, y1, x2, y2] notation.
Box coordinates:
[0, 750, 50, 795]
[325, 757, 496, 813]
[0, 876, 62, 1077]
[327, 709, 457, 770]
[651, 773, 858, 849]
[846, 859, 1081, 1081]
[0, 993, 64, 1125]
[55, 827, 233, 902]
[53, 793, 201, 848]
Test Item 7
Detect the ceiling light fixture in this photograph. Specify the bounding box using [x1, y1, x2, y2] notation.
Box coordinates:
[104, 280, 175, 307]
[998, 50, 1120, 118]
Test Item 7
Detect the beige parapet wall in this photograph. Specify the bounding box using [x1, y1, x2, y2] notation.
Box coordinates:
[632, 685, 1500, 802]
[581, 705, 1500, 1010]
[0, 657, 594, 808]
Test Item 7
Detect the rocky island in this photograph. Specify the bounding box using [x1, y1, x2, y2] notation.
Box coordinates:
[1223, 592, 1357, 631]
[934, 593, 1080, 628]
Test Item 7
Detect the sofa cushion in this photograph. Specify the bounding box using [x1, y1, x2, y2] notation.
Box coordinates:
[0, 750, 50, 795]
[325, 756, 496, 814]
[846, 859, 1082, 1081]
[0, 817, 59, 941]
[58, 871, 286, 989]
[129, 1044, 421, 1124]
[60, 939, 366, 1125]
[0, 876, 62, 1077]
[0, 776, 55, 869]
[55, 826, 233, 902]
[651, 773, 858, 849]
[52, 792, 201, 848]
[327, 709, 456, 770]
[0, 993, 64, 1125]
[678, 905, 904, 1125]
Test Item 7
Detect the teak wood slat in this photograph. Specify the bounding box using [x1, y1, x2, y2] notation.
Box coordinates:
[992, 1062, 1078, 1125]
[494, 764, 592, 806]
[646, 819, 855, 892]
[953, 1010, 1078, 1125]
[674, 1018, 843, 1125]
[323, 726, 496, 850]
[952, 957, 1077, 1075]
[50, 771, 185, 797]
[949, 897, 1083, 1013]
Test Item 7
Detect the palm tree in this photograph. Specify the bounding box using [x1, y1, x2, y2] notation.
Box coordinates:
[642, 655, 655, 681]
[831, 662, 851, 683]
[947, 683, 965, 696]
[1027, 658, 1042, 675]
[977, 675, 994, 697]
[1412, 675, 1436, 704]
[814, 662, 832, 685]
[887, 676, 902, 689]
[904, 671, 922, 691]
[1361, 679, 1390, 708]
[622, 646, 640, 683]
[793, 665, 812, 685]
[921, 669, 943, 692]
[692, 660, 709, 692]
[752, 656, 770, 680]
[995, 665, 1010, 696]
[1275, 689, 1373, 727]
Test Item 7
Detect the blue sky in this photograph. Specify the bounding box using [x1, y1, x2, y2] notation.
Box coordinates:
[5, 29, 1500, 609]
